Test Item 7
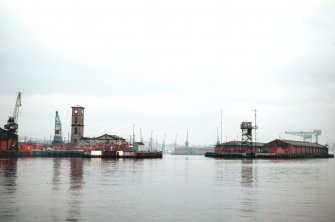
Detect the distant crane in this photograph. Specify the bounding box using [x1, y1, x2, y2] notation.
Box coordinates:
[285, 130, 321, 143]
[52, 111, 64, 145]
[5, 92, 22, 133]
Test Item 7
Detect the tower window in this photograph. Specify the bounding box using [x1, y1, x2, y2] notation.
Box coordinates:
[75, 116, 78, 124]
[74, 127, 78, 135]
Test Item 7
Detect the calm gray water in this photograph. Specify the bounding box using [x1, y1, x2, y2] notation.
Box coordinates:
[1, 155, 335, 222]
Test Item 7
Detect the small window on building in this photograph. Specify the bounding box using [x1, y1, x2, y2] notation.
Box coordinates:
[75, 116, 78, 124]
[74, 127, 78, 135]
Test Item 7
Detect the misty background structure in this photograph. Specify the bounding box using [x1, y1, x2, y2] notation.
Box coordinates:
[0, 0, 335, 146]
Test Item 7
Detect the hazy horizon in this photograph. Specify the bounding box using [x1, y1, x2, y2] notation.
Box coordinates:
[1, 0, 334, 145]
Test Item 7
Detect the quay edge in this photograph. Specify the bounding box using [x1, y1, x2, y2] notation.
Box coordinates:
[205, 152, 334, 159]
[0, 150, 163, 159]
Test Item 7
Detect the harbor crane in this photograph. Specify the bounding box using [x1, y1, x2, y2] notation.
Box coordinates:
[285, 130, 321, 143]
[4, 92, 22, 133]
[52, 111, 64, 145]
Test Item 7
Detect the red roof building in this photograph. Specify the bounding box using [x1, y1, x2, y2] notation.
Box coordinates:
[264, 139, 328, 155]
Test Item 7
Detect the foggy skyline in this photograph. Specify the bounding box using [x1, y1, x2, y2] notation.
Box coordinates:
[1, 0, 335, 145]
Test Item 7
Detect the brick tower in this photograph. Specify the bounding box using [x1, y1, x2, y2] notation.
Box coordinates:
[71, 106, 85, 144]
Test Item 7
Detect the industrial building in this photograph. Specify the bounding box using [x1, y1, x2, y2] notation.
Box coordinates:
[0, 127, 18, 151]
[264, 139, 328, 155]
[81, 134, 127, 150]
[94, 134, 126, 145]
[210, 118, 330, 158]
[215, 141, 264, 154]
[214, 139, 328, 156]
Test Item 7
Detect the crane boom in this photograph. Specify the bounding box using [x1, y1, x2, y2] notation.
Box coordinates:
[13, 92, 22, 123]
[52, 111, 64, 145]
[285, 130, 321, 143]
[5, 92, 22, 133]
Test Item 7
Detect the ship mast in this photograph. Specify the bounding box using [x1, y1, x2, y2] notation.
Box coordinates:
[162, 133, 166, 152]
[185, 131, 189, 147]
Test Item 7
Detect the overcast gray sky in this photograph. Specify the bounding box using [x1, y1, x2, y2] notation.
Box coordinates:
[1, 0, 335, 146]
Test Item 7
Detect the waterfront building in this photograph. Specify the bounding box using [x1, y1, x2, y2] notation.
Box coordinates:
[215, 141, 264, 153]
[264, 139, 328, 155]
[94, 134, 126, 145]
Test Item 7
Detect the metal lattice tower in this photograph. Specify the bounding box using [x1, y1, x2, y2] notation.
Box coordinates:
[241, 122, 253, 146]
[52, 111, 64, 145]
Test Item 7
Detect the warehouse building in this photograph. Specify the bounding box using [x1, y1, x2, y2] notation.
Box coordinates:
[264, 139, 328, 155]
[215, 141, 265, 154]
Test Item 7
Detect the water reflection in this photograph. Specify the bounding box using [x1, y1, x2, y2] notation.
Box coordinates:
[67, 158, 84, 222]
[52, 158, 61, 191]
[0, 158, 17, 183]
[70, 158, 83, 189]
[0, 158, 18, 222]
[241, 160, 253, 187]
[240, 160, 257, 218]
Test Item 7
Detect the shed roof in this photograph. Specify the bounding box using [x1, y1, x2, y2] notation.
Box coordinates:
[270, 139, 325, 148]
[217, 141, 265, 147]
[95, 134, 126, 141]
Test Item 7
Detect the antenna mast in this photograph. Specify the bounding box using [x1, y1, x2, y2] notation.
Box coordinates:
[252, 109, 259, 146]
[132, 123, 135, 145]
[220, 109, 223, 144]
[216, 127, 220, 145]
[140, 128, 143, 143]
[149, 130, 153, 151]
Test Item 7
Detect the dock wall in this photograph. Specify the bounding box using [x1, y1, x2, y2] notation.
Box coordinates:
[205, 152, 334, 159]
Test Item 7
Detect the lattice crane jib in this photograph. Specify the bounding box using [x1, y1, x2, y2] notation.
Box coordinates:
[285, 130, 321, 143]
[52, 111, 64, 145]
[5, 92, 22, 133]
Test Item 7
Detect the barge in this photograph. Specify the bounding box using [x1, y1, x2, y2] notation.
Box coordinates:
[0, 149, 163, 159]
[83, 150, 163, 158]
